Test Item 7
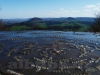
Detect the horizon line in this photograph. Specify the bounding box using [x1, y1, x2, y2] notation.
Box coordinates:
[1, 16, 95, 19]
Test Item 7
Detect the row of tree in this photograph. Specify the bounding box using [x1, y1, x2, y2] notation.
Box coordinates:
[0, 20, 10, 31]
[0, 19, 4, 30]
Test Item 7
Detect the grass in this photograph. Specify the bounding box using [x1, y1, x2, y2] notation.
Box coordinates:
[49, 21, 89, 32]
[10, 25, 29, 31]
[38, 23, 47, 28]
[9, 21, 89, 32]
[74, 21, 89, 31]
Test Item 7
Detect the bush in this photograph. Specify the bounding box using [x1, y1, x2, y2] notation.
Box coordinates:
[0, 19, 4, 31]
[89, 13, 100, 33]
[10, 25, 29, 31]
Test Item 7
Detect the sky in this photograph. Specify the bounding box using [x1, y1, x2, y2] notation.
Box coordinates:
[0, 0, 100, 19]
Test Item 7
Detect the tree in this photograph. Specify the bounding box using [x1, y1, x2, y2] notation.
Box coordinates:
[0, 19, 4, 30]
[0, 7, 4, 31]
[89, 13, 100, 33]
[0, 6, 9, 31]
[0, 6, 4, 31]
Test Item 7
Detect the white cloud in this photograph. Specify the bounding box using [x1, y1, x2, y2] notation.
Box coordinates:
[82, 9, 91, 12]
[70, 10, 79, 13]
[51, 11, 56, 13]
[44, 8, 83, 17]
[44, 3, 100, 17]
[93, 7, 100, 11]
[84, 5, 96, 9]
[81, 4, 100, 17]
[62, 10, 69, 13]
[59, 8, 79, 13]
[60, 8, 64, 10]
[84, 4, 100, 11]
[46, 14, 52, 16]
[97, 3, 100, 5]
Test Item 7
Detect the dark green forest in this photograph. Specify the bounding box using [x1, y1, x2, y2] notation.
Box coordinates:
[2, 16, 100, 32]
[0, 17, 94, 32]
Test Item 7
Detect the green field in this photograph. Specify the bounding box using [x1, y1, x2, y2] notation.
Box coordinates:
[8, 20, 89, 32]
[10, 25, 29, 31]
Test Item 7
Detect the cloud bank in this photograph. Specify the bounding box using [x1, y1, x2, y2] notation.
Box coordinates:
[45, 3, 100, 17]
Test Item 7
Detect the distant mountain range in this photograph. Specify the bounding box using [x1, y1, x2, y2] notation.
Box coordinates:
[2, 18, 30, 25]
[1, 17, 95, 32]
[42, 17, 95, 22]
[2, 17, 95, 25]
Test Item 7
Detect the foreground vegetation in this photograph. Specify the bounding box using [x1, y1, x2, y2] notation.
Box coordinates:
[88, 13, 100, 33]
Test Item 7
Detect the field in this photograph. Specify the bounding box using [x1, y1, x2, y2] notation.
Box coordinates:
[0, 30, 100, 75]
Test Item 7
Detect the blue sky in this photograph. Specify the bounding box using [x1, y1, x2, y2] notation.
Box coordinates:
[0, 0, 100, 19]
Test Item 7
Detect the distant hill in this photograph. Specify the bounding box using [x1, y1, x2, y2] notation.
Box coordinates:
[42, 17, 95, 22]
[5, 17, 93, 31]
[1, 17, 95, 31]
[2, 18, 29, 25]
[28, 17, 42, 22]
[2, 17, 95, 25]
[75, 17, 95, 22]
[7, 17, 44, 27]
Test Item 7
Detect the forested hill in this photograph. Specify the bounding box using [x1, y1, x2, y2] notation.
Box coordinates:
[42, 17, 95, 22]
[2, 17, 94, 31]
[3, 17, 95, 24]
